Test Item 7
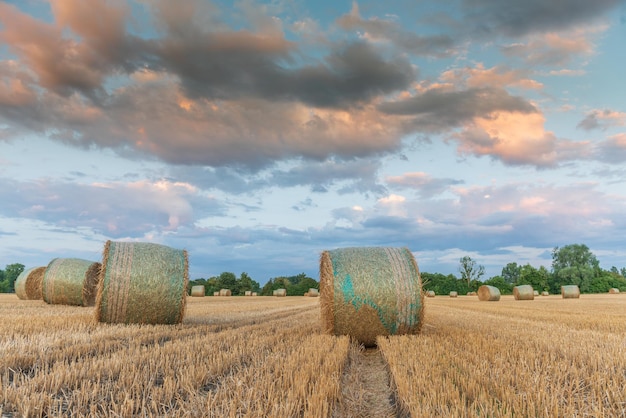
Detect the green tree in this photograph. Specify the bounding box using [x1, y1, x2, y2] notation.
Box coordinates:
[501, 262, 521, 284]
[483, 275, 513, 295]
[516, 264, 549, 291]
[550, 244, 600, 293]
[458, 256, 485, 288]
[216, 272, 238, 294]
[238, 272, 260, 295]
[3, 263, 24, 293]
[421, 272, 460, 295]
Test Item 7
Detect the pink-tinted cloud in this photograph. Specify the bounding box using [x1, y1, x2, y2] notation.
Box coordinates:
[577, 109, 626, 131]
[440, 64, 543, 90]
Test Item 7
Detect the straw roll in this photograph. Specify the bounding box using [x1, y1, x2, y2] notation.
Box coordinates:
[320, 247, 424, 347]
[449, 291, 458, 298]
[95, 241, 188, 324]
[190, 285, 205, 297]
[561, 285, 580, 299]
[609, 288, 620, 294]
[426, 290, 436, 297]
[15, 266, 46, 300]
[477, 285, 501, 301]
[219, 289, 232, 296]
[43, 258, 101, 306]
[513, 285, 534, 300]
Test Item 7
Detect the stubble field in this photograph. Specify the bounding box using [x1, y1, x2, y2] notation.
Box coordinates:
[1, 293, 625, 417]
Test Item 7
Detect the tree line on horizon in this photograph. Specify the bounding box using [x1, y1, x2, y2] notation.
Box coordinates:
[1, 244, 624, 296]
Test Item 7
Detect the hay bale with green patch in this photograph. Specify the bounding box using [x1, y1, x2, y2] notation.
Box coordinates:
[190, 285, 205, 297]
[561, 285, 580, 299]
[513, 285, 534, 300]
[477, 285, 500, 301]
[95, 241, 188, 324]
[426, 290, 436, 297]
[15, 266, 46, 300]
[609, 288, 620, 294]
[320, 247, 424, 347]
[43, 258, 101, 306]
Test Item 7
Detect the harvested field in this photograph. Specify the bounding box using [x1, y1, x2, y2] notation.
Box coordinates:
[1, 293, 626, 417]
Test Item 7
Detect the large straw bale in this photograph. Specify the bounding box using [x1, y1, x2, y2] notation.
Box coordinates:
[320, 247, 424, 347]
[513, 285, 534, 300]
[426, 290, 436, 297]
[449, 291, 458, 298]
[609, 288, 620, 294]
[308, 288, 319, 297]
[274, 288, 287, 297]
[43, 258, 101, 306]
[561, 285, 580, 299]
[477, 285, 500, 301]
[219, 288, 232, 296]
[15, 266, 45, 300]
[95, 241, 188, 324]
[190, 285, 205, 297]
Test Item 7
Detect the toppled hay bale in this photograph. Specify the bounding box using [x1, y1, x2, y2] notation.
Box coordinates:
[477, 285, 500, 301]
[320, 247, 424, 347]
[190, 285, 205, 297]
[561, 285, 580, 299]
[449, 291, 458, 298]
[219, 289, 232, 296]
[426, 290, 436, 297]
[513, 285, 534, 300]
[43, 258, 101, 306]
[15, 266, 46, 300]
[609, 288, 620, 294]
[274, 288, 286, 297]
[95, 241, 188, 324]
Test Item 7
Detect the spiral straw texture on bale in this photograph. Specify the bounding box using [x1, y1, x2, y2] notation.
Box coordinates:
[477, 285, 501, 301]
[95, 241, 188, 324]
[190, 285, 205, 297]
[561, 285, 580, 299]
[15, 266, 46, 300]
[513, 285, 535, 300]
[43, 258, 101, 306]
[320, 247, 424, 347]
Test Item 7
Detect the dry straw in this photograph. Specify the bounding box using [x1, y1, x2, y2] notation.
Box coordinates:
[95, 241, 188, 324]
[43, 258, 101, 306]
[477, 285, 500, 301]
[513, 285, 534, 300]
[219, 289, 232, 296]
[541, 291, 550, 296]
[467, 291, 477, 296]
[426, 290, 436, 297]
[308, 288, 319, 297]
[274, 288, 287, 297]
[213, 291, 220, 296]
[319, 247, 424, 347]
[609, 288, 620, 294]
[252, 292, 258, 296]
[14, 266, 45, 300]
[449, 291, 458, 298]
[561, 285, 580, 299]
[190, 285, 205, 297]
[533, 290, 539, 296]
[245, 290, 252, 296]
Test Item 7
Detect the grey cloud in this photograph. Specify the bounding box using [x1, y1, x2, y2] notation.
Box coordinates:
[594, 136, 626, 164]
[386, 173, 464, 198]
[577, 113, 601, 130]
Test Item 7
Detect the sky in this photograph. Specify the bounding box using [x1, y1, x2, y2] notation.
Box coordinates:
[1, 0, 625, 284]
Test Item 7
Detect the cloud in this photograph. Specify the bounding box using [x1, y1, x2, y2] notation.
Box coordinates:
[594, 133, 626, 164]
[440, 64, 543, 90]
[577, 109, 626, 131]
[386, 172, 464, 197]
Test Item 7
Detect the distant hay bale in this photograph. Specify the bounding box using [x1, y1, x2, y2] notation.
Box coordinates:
[477, 285, 500, 301]
[219, 289, 232, 297]
[15, 266, 46, 300]
[274, 288, 286, 297]
[320, 247, 424, 347]
[308, 288, 319, 297]
[95, 241, 188, 324]
[426, 290, 436, 297]
[541, 291, 550, 296]
[449, 291, 458, 298]
[467, 291, 477, 296]
[245, 290, 252, 296]
[252, 292, 258, 296]
[561, 285, 580, 299]
[609, 288, 620, 294]
[533, 290, 539, 296]
[43, 258, 101, 306]
[213, 291, 220, 296]
[513, 285, 534, 300]
[190, 285, 205, 297]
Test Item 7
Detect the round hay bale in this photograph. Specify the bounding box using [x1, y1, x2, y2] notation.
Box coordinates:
[213, 291, 220, 296]
[43, 258, 101, 306]
[477, 285, 500, 301]
[513, 285, 534, 300]
[219, 288, 232, 296]
[467, 291, 477, 296]
[308, 288, 319, 297]
[320, 247, 424, 347]
[15, 266, 46, 300]
[252, 292, 258, 296]
[541, 291, 550, 296]
[274, 288, 287, 297]
[561, 285, 580, 299]
[245, 290, 252, 296]
[190, 285, 205, 297]
[609, 288, 620, 294]
[95, 241, 188, 324]
[533, 290, 539, 296]
[425, 290, 436, 297]
[449, 291, 458, 298]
